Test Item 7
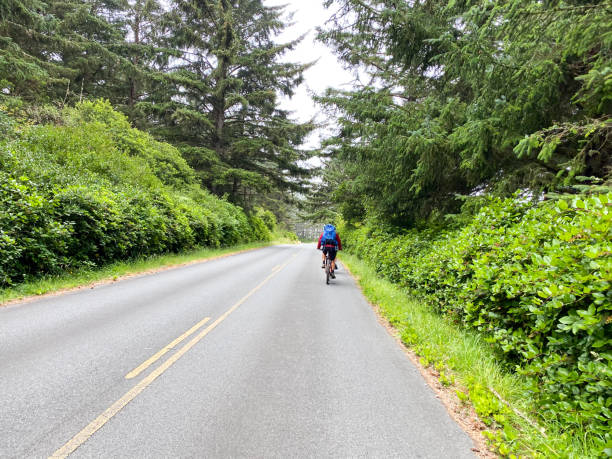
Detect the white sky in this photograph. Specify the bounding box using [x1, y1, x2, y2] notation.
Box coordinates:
[265, 0, 354, 148]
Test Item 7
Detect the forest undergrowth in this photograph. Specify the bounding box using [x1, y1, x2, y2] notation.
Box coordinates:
[341, 193, 611, 457]
[0, 101, 282, 288]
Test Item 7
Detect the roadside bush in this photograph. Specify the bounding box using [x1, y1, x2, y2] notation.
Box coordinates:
[248, 214, 273, 242]
[53, 185, 126, 263]
[64, 100, 197, 189]
[0, 172, 71, 282]
[256, 207, 277, 232]
[276, 229, 299, 242]
[16, 122, 162, 191]
[0, 102, 271, 286]
[343, 193, 612, 452]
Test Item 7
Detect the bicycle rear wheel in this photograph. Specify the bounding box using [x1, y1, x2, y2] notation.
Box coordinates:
[325, 257, 330, 284]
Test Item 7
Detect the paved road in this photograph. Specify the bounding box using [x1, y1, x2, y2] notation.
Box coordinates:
[0, 244, 475, 458]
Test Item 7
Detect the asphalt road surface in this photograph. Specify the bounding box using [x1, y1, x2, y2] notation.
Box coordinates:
[0, 244, 476, 458]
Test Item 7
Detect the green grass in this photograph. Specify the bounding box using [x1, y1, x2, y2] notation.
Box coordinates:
[0, 241, 290, 305]
[340, 253, 595, 458]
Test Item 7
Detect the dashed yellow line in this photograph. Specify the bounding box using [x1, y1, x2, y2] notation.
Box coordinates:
[125, 316, 212, 379]
[49, 252, 299, 459]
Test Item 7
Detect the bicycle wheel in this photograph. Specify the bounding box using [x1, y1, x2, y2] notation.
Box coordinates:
[325, 257, 330, 284]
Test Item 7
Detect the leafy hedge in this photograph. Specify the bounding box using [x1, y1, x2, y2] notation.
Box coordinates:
[0, 100, 273, 286]
[342, 194, 611, 452]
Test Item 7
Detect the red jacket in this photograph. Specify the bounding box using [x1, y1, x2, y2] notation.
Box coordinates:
[317, 232, 342, 250]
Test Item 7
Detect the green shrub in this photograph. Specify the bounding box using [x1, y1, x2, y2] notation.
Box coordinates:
[248, 214, 273, 242]
[343, 193, 612, 453]
[0, 102, 272, 286]
[255, 207, 277, 232]
[17, 122, 162, 190]
[0, 172, 71, 283]
[276, 229, 299, 242]
[64, 100, 197, 188]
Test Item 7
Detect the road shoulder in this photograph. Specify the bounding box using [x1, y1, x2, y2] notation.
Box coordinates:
[340, 256, 495, 458]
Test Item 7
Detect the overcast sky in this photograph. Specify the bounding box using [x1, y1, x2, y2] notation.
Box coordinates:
[264, 0, 354, 147]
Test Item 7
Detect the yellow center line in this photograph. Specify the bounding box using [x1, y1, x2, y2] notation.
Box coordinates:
[125, 316, 212, 379]
[49, 251, 300, 459]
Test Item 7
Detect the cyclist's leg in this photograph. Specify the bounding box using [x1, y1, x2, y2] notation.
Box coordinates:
[321, 248, 327, 267]
[330, 248, 337, 274]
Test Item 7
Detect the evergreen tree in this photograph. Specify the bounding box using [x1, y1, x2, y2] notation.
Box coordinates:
[0, 0, 67, 101]
[152, 0, 315, 208]
[51, 0, 129, 102]
[115, 0, 176, 123]
[317, 0, 612, 226]
[0, 0, 169, 110]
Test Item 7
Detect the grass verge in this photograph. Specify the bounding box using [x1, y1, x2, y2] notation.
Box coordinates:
[340, 253, 594, 458]
[0, 240, 290, 306]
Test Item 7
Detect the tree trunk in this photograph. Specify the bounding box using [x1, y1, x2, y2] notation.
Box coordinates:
[213, 0, 233, 158]
[129, 11, 141, 107]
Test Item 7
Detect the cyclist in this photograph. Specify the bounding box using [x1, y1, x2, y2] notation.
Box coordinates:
[317, 224, 342, 278]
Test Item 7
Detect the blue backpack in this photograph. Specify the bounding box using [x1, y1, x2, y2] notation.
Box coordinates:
[322, 224, 337, 246]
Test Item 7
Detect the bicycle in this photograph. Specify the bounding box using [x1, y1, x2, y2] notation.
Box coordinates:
[324, 250, 335, 285]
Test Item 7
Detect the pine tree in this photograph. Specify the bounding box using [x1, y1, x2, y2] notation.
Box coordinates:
[0, 0, 68, 101]
[153, 0, 315, 208]
[0, 0, 170, 110]
[317, 0, 612, 226]
[116, 0, 176, 122]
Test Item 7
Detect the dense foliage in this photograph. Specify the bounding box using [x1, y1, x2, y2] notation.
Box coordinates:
[317, 0, 611, 226]
[0, 0, 314, 213]
[0, 101, 274, 286]
[0, 0, 165, 107]
[342, 194, 611, 452]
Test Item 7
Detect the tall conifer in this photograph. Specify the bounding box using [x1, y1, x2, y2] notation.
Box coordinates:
[317, 0, 611, 225]
[0, 0, 67, 100]
[154, 0, 315, 207]
[0, 0, 169, 108]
